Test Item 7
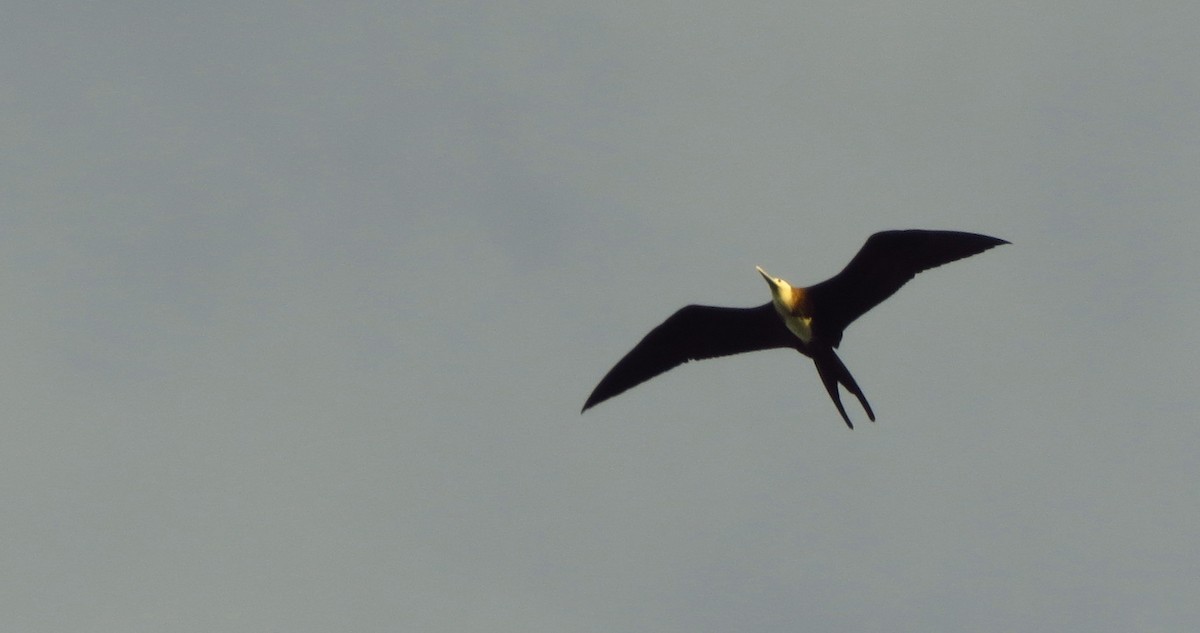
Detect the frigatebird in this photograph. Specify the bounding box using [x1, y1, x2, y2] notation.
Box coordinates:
[581, 229, 1008, 428]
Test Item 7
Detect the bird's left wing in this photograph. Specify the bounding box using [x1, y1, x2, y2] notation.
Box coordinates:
[583, 303, 795, 412]
[806, 230, 1009, 345]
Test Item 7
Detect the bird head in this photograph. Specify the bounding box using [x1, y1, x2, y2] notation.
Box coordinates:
[756, 266, 800, 312]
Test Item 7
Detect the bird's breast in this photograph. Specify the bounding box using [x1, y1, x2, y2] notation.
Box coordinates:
[783, 313, 814, 343]
[771, 302, 814, 343]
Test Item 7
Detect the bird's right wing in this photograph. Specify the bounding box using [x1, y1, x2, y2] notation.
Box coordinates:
[582, 303, 795, 412]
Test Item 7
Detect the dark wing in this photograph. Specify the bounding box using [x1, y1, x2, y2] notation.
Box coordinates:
[582, 303, 795, 412]
[807, 230, 1009, 346]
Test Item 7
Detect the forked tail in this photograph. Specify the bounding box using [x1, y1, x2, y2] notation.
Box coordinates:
[811, 346, 875, 429]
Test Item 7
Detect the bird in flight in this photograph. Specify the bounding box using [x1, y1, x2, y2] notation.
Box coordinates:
[582, 229, 1008, 428]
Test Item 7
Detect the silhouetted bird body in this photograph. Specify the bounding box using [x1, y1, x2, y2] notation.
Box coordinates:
[582, 229, 1008, 428]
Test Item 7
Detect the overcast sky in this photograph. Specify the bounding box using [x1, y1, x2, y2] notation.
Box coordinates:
[2, 2, 1198, 631]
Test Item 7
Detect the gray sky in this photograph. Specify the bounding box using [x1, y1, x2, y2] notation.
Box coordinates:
[3, 2, 1198, 631]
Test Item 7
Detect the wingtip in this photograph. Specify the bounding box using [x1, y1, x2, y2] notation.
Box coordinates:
[581, 386, 601, 413]
[976, 233, 1010, 248]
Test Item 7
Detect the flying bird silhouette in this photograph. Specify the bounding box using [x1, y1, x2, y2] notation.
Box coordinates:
[581, 229, 1009, 428]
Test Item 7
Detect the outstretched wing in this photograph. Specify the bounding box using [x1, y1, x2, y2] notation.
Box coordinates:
[807, 230, 1009, 345]
[583, 303, 796, 412]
